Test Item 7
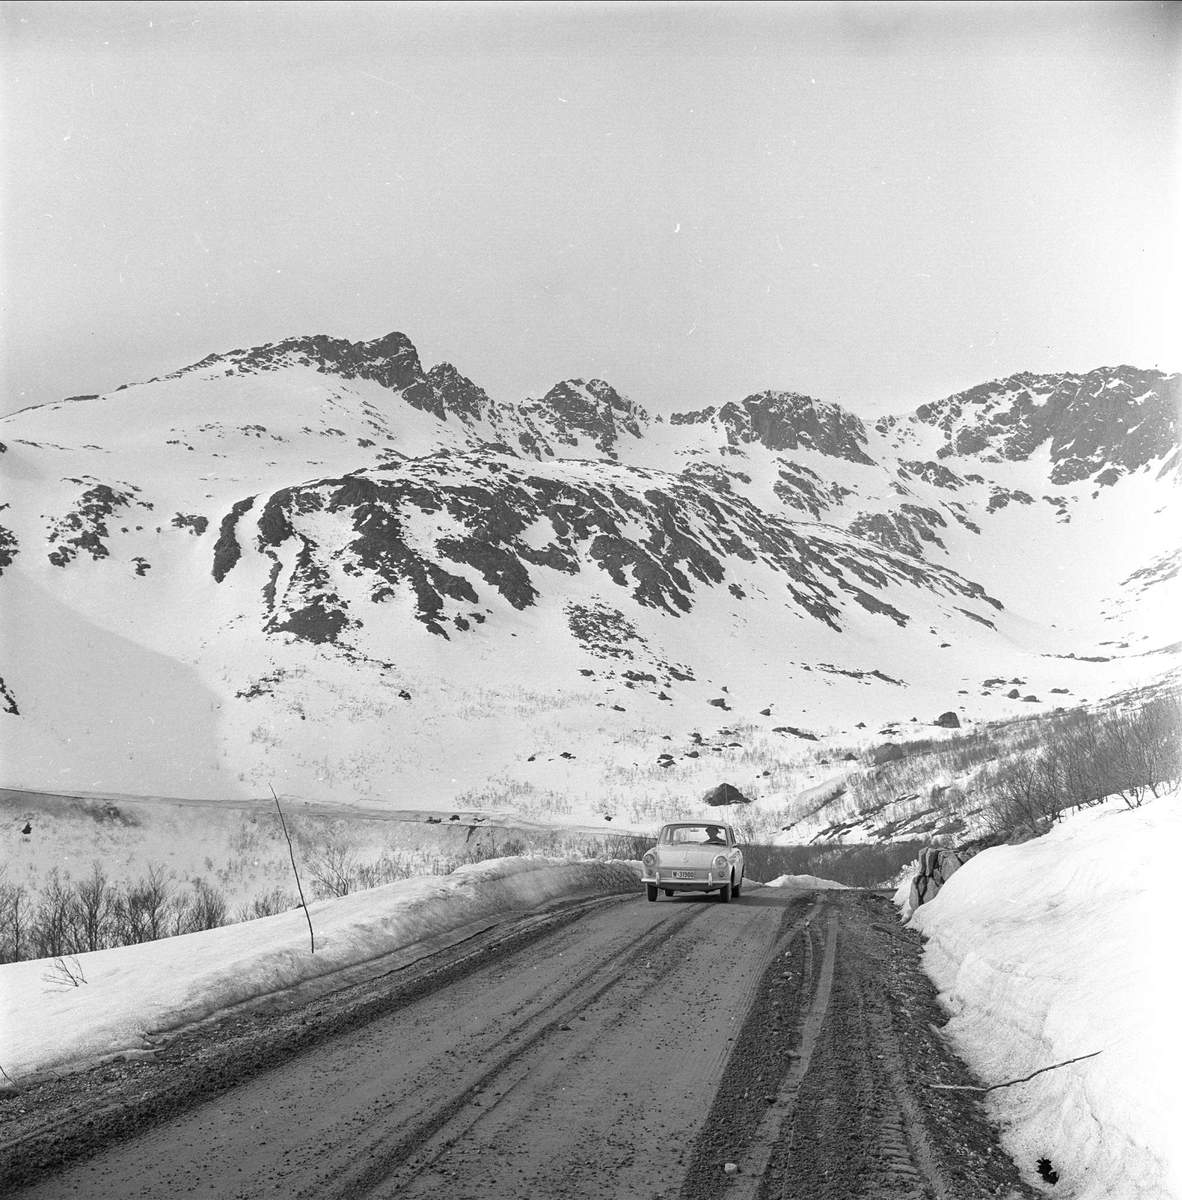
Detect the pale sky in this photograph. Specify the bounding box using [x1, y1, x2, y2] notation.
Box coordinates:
[1, 1, 1178, 419]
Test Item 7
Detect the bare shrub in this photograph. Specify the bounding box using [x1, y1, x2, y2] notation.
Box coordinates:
[976, 691, 1181, 835]
[979, 754, 1060, 837]
[0, 869, 30, 964]
[236, 887, 298, 922]
[185, 878, 228, 931]
[1100, 690, 1181, 806]
[601, 831, 653, 860]
[354, 853, 406, 889]
[113, 864, 175, 944]
[168, 892, 193, 937]
[308, 842, 360, 898]
[28, 869, 76, 959]
[73, 862, 116, 952]
[41, 955, 87, 990]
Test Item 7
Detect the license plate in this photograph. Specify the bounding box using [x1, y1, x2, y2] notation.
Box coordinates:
[671, 870, 697, 880]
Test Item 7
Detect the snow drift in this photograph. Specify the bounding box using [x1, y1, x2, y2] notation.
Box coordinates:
[0, 857, 639, 1085]
[908, 796, 1181, 1199]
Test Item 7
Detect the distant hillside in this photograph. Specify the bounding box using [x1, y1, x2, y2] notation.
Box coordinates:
[0, 331, 1176, 811]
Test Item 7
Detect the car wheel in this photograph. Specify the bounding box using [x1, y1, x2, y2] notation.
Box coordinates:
[733, 872, 742, 898]
[718, 879, 731, 903]
[646, 884, 658, 902]
[664, 889, 674, 897]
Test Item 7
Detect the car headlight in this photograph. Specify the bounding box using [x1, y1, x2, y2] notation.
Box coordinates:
[713, 855, 728, 871]
[643, 851, 656, 870]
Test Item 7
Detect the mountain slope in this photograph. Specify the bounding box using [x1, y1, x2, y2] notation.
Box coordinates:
[1, 332, 1176, 808]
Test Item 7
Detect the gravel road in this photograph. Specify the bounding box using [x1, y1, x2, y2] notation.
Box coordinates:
[2, 887, 1038, 1199]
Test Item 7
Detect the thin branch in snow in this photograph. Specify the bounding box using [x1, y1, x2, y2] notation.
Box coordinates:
[271, 785, 315, 954]
[928, 1050, 1102, 1093]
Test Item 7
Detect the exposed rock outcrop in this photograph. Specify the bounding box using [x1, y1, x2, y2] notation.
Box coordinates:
[674, 390, 876, 465]
[908, 366, 1179, 484]
[907, 847, 966, 912]
[703, 783, 751, 807]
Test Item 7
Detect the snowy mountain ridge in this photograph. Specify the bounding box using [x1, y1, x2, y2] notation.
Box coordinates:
[0, 330, 1177, 808]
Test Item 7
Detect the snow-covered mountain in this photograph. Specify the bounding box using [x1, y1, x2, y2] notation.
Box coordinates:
[1, 332, 1177, 806]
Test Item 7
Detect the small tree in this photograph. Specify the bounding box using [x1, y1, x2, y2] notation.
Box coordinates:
[74, 862, 116, 952]
[29, 869, 76, 959]
[115, 863, 174, 944]
[186, 878, 228, 931]
[0, 870, 30, 963]
[309, 842, 359, 898]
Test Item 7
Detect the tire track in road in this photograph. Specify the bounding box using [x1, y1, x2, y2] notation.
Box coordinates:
[7, 889, 1036, 1200]
[725, 907, 838, 1200]
[754, 905, 946, 1200]
[316, 901, 714, 1200]
[0, 891, 638, 1191]
[360, 891, 803, 1200]
[679, 892, 1037, 1200]
[10, 890, 796, 1200]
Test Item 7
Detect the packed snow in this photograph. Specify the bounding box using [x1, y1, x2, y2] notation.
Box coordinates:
[0, 857, 639, 1086]
[763, 873, 848, 890]
[906, 794, 1181, 1199]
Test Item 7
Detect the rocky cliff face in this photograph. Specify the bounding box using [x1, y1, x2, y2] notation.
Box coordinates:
[221, 453, 1003, 650]
[898, 367, 1179, 484]
[673, 390, 875, 465]
[516, 379, 648, 459]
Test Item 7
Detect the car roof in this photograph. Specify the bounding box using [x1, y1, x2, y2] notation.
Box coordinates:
[660, 820, 731, 829]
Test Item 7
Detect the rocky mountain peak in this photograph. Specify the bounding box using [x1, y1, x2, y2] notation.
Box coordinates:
[672, 391, 875, 465]
[519, 378, 647, 456]
[402, 362, 492, 424]
[171, 330, 427, 394]
[910, 366, 1179, 484]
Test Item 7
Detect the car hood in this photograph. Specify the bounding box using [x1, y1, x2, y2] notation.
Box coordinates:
[656, 846, 733, 864]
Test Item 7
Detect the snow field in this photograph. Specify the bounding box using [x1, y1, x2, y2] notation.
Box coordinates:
[908, 794, 1181, 1199]
[0, 857, 641, 1086]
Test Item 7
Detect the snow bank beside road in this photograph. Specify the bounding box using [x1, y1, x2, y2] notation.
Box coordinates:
[909, 797, 1181, 1199]
[763, 873, 847, 890]
[0, 858, 639, 1085]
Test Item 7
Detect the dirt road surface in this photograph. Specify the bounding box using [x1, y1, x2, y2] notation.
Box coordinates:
[2, 887, 1037, 1199]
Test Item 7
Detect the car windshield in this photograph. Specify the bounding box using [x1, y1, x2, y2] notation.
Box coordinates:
[661, 824, 729, 847]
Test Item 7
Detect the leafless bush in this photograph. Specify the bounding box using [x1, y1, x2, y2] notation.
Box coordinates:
[978, 691, 1180, 834]
[979, 754, 1060, 837]
[0, 869, 30, 963]
[185, 878, 228, 931]
[235, 887, 298, 922]
[1099, 690, 1181, 806]
[112, 864, 175, 944]
[169, 893, 193, 937]
[1, 866, 230, 962]
[28, 869, 76, 959]
[41, 955, 87, 990]
[70, 862, 116, 952]
[600, 831, 654, 859]
[308, 842, 361, 899]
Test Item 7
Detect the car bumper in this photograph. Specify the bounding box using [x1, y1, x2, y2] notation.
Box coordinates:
[641, 871, 730, 892]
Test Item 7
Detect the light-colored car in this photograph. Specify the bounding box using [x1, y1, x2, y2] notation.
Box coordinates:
[640, 821, 745, 902]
